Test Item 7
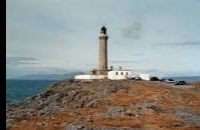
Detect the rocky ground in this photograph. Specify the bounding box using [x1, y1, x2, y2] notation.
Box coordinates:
[6, 80, 200, 130]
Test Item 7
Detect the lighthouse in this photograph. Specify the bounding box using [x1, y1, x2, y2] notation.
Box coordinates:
[97, 26, 108, 75]
[74, 26, 132, 80]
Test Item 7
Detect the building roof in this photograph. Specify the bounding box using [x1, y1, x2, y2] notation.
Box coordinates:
[108, 70, 131, 72]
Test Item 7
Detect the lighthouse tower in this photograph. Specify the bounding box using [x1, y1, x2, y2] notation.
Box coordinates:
[74, 26, 132, 80]
[97, 26, 108, 75]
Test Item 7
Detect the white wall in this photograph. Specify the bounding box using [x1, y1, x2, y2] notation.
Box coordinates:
[74, 75, 91, 79]
[74, 75, 107, 80]
[90, 75, 107, 79]
[108, 71, 131, 80]
[139, 74, 151, 80]
[75, 70, 132, 80]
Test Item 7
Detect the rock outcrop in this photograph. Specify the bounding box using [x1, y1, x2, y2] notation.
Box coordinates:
[6, 80, 200, 130]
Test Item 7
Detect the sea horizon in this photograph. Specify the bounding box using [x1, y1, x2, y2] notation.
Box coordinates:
[6, 76, 200, 104]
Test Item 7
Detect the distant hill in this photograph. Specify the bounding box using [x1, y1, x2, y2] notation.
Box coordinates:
[10, 71, 85, 80]
[163, 76, 200, 82]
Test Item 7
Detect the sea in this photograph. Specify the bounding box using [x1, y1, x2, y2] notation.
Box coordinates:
[6, 76, 200, 104]
[6, 80, 58, 104]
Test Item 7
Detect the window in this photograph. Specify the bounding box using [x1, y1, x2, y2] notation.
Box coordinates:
[121, 72, 123, 75]
[116, 72, 118, 75]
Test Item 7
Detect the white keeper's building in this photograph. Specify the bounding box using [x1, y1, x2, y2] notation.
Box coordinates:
[75, 66, 132, 80]
[107, 70, 131, 80]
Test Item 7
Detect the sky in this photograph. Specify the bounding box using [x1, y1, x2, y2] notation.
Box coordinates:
[6, 0, 200, 78]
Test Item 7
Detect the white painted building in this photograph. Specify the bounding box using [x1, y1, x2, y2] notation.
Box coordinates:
[139, 74, 151, 80]
[74, 70, 131, 80]
[75, 65, 132, 80]
[108, 70, 131, 80]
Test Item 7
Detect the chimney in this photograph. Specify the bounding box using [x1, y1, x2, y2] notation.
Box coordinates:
[110, 66, 113, 70]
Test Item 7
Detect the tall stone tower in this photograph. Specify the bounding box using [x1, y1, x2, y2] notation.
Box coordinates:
[97, 26, 108, 75]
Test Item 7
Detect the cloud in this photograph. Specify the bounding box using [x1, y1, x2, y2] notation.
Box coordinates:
[131, 53, 143, 56]
[154, 41, 200, 46]
[131, 53, 145, 57]
[6, 57, 40, 66]
[6, 0, 200, 77]
[110, 60, 142, 64]
[132, 68, 167, 77]
[121, 21, 143, 40]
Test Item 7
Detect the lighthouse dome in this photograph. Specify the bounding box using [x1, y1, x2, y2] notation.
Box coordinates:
[100, 26, 107, 34]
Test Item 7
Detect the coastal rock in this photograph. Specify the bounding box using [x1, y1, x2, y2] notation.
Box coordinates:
[174, 108, 200, 127]
[6, 80, 200, 130]
[65, 124, 144, 130]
